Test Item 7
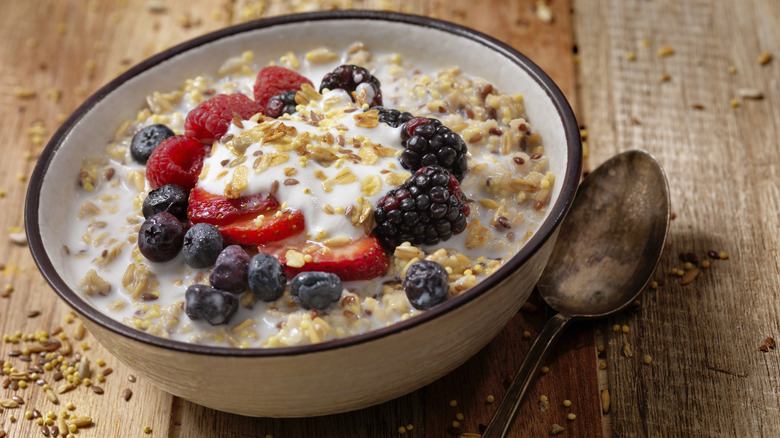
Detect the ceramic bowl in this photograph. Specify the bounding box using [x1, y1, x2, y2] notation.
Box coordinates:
[26, 10, 581, 417]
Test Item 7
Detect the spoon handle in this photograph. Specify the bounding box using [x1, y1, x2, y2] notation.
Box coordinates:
[481, 312, 573, 438]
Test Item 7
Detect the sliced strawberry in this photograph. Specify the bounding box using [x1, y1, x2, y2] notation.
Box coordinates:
[258, 235, 390, 281]
[187, 187, 280, 226]
[220, 208, 305, 245]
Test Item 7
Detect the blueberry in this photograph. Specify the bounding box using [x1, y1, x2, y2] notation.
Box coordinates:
[289, 272, 342, 311]
[184, 284, 239, 325]
[142, 183, 189, 221]
[248, 253, 286, 301]
[209, 245, 250, 294]
[182, 223, 223, 269]
[137, 212, 184, 262]
[130, 124, 175, 164]
[402, 260, 449, 310]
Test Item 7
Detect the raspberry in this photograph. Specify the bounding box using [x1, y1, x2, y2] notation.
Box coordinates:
[373, 166, 470, 248]
[145, 135, 206, 190]
[253, 66, 313, 108]
[400, 117, 469, 181]
[319, 65, 382, 107]
[184, 94, 263, 142]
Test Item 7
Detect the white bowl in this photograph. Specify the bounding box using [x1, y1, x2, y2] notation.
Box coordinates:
[26, 10, 581, 417]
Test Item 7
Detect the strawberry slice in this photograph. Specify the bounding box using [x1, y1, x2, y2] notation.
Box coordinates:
[220, 208, 305, 245]
[187, 187, 280, 226]
[258, 234, 390, 281]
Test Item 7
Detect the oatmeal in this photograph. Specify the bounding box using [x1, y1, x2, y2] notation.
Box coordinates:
[66, 43, 554, 348]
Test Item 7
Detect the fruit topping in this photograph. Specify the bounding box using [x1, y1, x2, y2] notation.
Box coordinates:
[145, 135, 206, 190]
[258, 234, 389, 281]
[182, 223, 224, 269]
[184, 93, 263, 143]
[187, 187, 280, 227]
[400, 117, 469, 181]
[219, 207, 305, 246]
[208, 245, 250, 294]
[142, 183, 189, 221]
[289, 271, 342, 311]
[247, 253, 286, 302]
[265, 90, 298, 118]
[130, 124, 175, 164]
[319, 64, 382, 107]
[184, 284, 239, 325]
[373, 165, 470, 248]
[403, 260, 450, 310]
[252, 66, 314, 108]
[371, 106, 414, 128]
[137, 212, 185, 263]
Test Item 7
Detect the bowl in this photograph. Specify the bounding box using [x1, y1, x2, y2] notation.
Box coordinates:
[25, 10, 581, 417]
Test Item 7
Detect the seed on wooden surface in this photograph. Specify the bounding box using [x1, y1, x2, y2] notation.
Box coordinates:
[759, 344, 769, 352]
[551, 423, 565, 435]
[27, 310, 41, 318]
[601, 389, 611, 413]
[91, 386, 104, 395]
[643, 354, 653, 364]
[767, 337, 776, 349]
[122, 388, 133, 401]
[101, 367, 113, 376]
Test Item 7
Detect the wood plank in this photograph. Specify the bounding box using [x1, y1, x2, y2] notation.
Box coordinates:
[574, 0, 780, 435]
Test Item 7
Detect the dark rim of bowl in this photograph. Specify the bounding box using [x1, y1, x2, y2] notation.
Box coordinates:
[25, 10, 582, 357]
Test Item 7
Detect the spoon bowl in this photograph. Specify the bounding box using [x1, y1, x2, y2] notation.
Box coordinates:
[539, 149, 670, 317]
[483, 149, 670, 437]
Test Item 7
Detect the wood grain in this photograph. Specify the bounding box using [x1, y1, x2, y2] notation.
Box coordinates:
[0, 0, 590, 437]
[575, 0, 780, 436]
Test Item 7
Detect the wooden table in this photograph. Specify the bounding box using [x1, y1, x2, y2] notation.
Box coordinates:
[1, 0, 778, 436]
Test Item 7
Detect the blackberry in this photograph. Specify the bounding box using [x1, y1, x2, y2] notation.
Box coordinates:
[142, 183, 189, 221]
[265, 90, 298, 118]
[130, 124, 175, 164]
[399, 117, 469, 181]
[373, 166, 470, 248]
[137, 212, 184, 263]
[403, 260, 449, 310]
[371, 106, 414, 128]
[319, 64, 382, 107]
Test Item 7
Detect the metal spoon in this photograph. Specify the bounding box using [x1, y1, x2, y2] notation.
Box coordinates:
[482, 149, 670, 437]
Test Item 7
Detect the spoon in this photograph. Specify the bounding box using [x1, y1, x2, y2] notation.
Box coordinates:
[481, 149, 670, 437]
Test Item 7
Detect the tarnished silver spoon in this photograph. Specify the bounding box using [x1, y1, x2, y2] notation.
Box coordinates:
[482, 149, 670, 437]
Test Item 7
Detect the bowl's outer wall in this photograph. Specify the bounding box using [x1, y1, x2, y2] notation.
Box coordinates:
[80, 232, 556, 417]
[28, 11, 581, 417]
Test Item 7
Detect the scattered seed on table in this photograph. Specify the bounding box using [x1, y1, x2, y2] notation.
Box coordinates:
[643, 354, 653, 364]
[122, 388, 132, 401]
[127, 374, 136, 382]
[91, 386, 104, 394]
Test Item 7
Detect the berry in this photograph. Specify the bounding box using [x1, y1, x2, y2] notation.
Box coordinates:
[209, 245, 250, 294]
[371, 106, 414, 128]
[402, 260, 449, 310]
[138, 212, 185, 263]
[399, 117, 469, 180]
[253, 66, 313, 108]
[145, 135, 206, 190]
[265, 90, 298, 118]
[142, 183, 189, 221]
[218, 208, 304, 246]
[247, 253, 286, 302]
[319, 65, 382, 107]
[373, 166, 470, 248]
[182, 223, 223, 269]
[130, 124, 175, 164]
[187, 187, 280, 226]
[184, 284, 239, 325]
[289, 271, 342, 311]
[184, 94, 263, 142]
[258, 235, 389, 281]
